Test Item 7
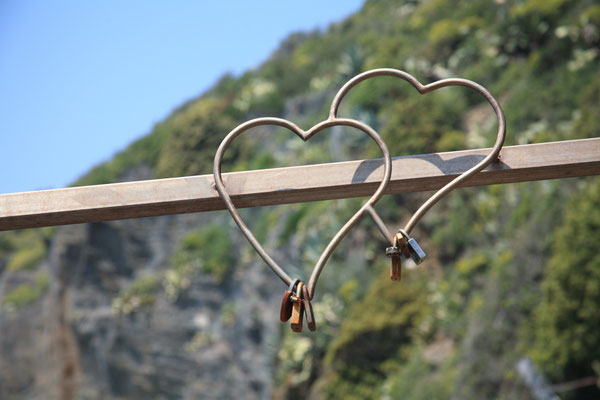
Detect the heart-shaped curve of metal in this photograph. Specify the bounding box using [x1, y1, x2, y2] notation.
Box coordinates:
[326, 68, 506, 241]
[213, 117, 392, 299]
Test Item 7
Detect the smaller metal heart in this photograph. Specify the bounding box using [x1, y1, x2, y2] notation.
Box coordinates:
[329, 68, 506, 240]
[213, 117, 392, 300]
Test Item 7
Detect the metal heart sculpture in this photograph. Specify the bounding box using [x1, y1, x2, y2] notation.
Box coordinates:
[330, 69, 506, 247]
[213, 116, 392, 301]
[213, 68, 506, 302]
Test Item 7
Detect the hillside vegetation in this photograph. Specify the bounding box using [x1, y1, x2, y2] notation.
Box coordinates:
[1, 0, 599, 399]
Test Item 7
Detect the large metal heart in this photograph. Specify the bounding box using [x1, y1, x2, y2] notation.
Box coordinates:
[328, 68, 506, 240]
[213, 118, 392, 300]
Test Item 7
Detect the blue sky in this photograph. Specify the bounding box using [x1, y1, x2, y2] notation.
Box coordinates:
[0, 1, 363, 194]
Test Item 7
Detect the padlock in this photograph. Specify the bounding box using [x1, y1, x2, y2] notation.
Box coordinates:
[280, 279, 299, 322]
[301, 285, 316, 331]
[407, 238, 427, 264]
[391, 255, 402, 280]
[290, 282, 304, 333]
[386, 246, 402, 281]
[398, 236, 410, 259]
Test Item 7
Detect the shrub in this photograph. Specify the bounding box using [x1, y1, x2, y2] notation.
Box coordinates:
[112, 275, 160, 315]
[7, 239, 45, 271]
[2, 271, 49, 312]
[531, 178, 600, 390]
[166, 225, 234, 298]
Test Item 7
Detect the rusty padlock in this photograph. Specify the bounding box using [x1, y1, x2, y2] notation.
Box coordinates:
[280, 279, 299, 322]
[290, 282, 305, 333]
[386, 235, 402, 281]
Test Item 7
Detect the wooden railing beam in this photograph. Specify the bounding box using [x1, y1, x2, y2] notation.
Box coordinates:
[1, 138, 599, 231]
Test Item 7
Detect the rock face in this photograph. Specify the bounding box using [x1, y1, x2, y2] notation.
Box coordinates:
[0, 211, 286, 400]
[0, 74, 338, 400]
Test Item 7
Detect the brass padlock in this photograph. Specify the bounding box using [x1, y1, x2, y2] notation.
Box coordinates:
[290, 282, 304, 333]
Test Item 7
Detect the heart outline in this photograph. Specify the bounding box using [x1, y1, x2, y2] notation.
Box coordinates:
[328, 68, 506, 237]
[213, 117, 392, 299]
[214, 68, 506, 301]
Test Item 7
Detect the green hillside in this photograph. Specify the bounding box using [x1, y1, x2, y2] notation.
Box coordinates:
[1, 0, 599, 398]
